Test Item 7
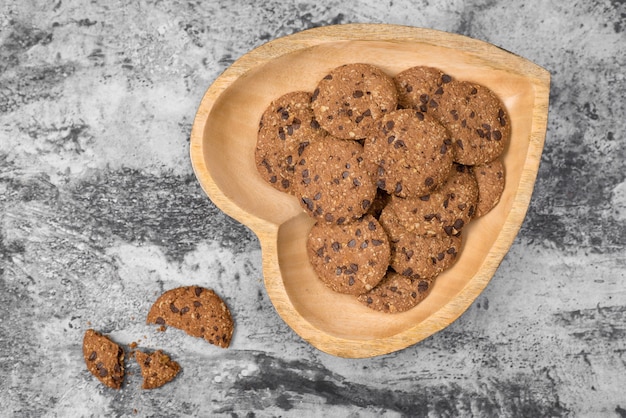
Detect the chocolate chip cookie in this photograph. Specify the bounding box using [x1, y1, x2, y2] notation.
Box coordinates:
[311, 63, 398, 139]
[147, 286, 234, 349]
[357, 271, 434, 313]
[83, 329, 125, 389]
[431, 80, 510, 165]
[307, 214, 390, 295]
[394, 66, 453, 112]
[255, 91, 326, 194]
[379, 164, 479, 238]
[364, 109, 454, 198]
[293, 135, 378, 224]
[389, 233, 461, 280]
[135, 349, 181, 389]
[472, 158, 506, 217]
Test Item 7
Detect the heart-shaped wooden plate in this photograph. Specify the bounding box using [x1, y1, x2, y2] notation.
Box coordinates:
[190, 24, 550, 358]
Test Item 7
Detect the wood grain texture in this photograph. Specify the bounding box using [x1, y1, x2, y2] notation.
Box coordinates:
[190, 24, 550, 357]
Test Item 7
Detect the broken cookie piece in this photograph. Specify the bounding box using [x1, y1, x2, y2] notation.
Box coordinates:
[82, 329, 125, 389]
[135, 349, 181, 389]
[146, 286, 234, 348]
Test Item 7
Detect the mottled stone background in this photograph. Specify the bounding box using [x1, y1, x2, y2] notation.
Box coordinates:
[1, 0, 625, 416]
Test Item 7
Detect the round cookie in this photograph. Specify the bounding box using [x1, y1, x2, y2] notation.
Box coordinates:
[379, 164, 479, 238]
[364, 109, 454, 198]
[255, 91, 326, 194]
[389, 233, 461, 280]
[357, 271, 434, 313]
[307, 215, 390, 295]
[293, 135, 377, 224]
[472, 158, 506, 217]
[430, 80, 510, 166]
[394, 66, 453, 112]
[147, 286, 234, 349]
[311, 63, 398, 140]
[82, 329, 125, 389]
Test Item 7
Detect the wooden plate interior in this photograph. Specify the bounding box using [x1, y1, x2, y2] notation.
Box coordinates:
[192, 25, 549, 357]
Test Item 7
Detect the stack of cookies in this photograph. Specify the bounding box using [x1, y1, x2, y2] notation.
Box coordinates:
[255, 63, 508, 314]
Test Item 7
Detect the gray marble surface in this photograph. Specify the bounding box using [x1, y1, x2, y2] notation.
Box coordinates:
[1, 0, 625, 417]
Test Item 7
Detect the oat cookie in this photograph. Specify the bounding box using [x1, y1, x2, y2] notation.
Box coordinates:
[255, 91, 326, 194]
[307, 215, 390, 295]
[389, 233, 461, 280]
[394, 66, 453, 112]
[83, 329, 125, 389]
[357, 271, 434, 313]
[311, 63, 398, 140]
[431, 80, 510, 165]
[135, 349, 181, 389]
[473, 159, 506, 217]
[147, 286, 234, 348]
[364, 109, 453, 198]
[293, 135, 377, 224]
[379, 164, 479, 238]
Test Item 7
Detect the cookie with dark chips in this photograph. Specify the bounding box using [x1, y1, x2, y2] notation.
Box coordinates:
[147, 286, 234, 349]
[135, 349, 181, 390]
[379, 164, 479, 238]
[293, 135, 378, 224]
[472, 158, 506, 217]
[394, 66, 453, 112]
[83, 329, 125, 389]
[255, 91, 326, 194]
[430, 80, 510, 165]
[311, 63, 398, 140]
[364, 109, 454, 198]
[389, 233, 462, 280]
[307, 215, 390, 295]
[357, 271, 435, 313]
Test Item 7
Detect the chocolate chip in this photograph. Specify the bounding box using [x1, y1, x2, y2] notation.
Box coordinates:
[368, 221, 377, 230]
[281, 179, 289, 189]
[155, 317, 165, 325]
[411, 291, 417, 298]
[353, 178, 361, 187]
[360, 241, 368, 249]
[313, 192, 321, 200]
[99, 367, 108, 377]
[297, 141, 309, 156]
[311, 119, 320, 130]
[281, 110, 289, 120]
[443, 225, 454, 236]
[337, 217, 346, 225]
[437, 252, 445, 261]
[193, 301, 202, 308]
[366, 297, 373, 304]
[493, 130, 502, 141]
[453, 219, 465, 230]
[402, 268, 413, 277]
[418, 281, 429, 293]
[425, 177, 434, 186]
[348, 277, 355, 286]
[311, 88, 319, 101]
[362, 199, 371, 209]
[342, 171, 350, 179]
[170, 303, 179, 313]
[405, 249, 414, 260]
[387, 135, 395, 144]
[353, 90, 364, 98]
[405, 85, 413, 93]
[348, 239, 356, 248]
[332, 242, 340, 252]
[415, 111, 424, 121]
[435, 86, 444, 95]
[181, 306, 190, 314]
[470, 87, 478, 94]
[440, 144, 448, 154]
[372, 239, 383, 246]
[335, 267, 342, 276]
[363, 109, 372, 117]
[429, 99, 438, 108]
[420, 94, 429, 104]
[325, 213, 334, 222]
[394, 140, 405, 149]
[442, 74, 452, 83]
[377, 179, 386, 189]
[324, 74, 333, 80]
[386, 120, 395, 130]
[302, 197, 314, 211]
[420, 194, 430, 201]
[88, 351, 97, 361]
[394, 183, 403, 194]
[456, 139, 464, 150]
[316, 247, 324, 257]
